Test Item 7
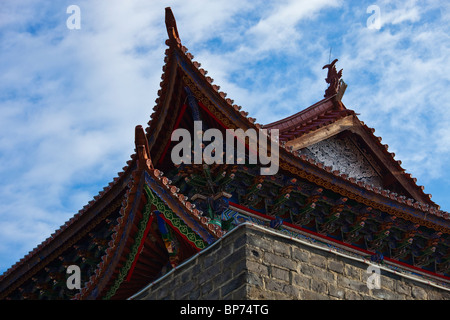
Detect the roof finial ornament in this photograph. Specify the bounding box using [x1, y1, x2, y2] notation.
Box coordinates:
[322, 58, 344, 99]
[165, 7, 180, 43]
[135, 125, 153, 170]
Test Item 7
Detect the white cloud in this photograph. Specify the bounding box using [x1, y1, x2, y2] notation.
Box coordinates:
[378, 0, 422, 26]
[338, 2, 450, 191]
[244, 0, 341, 52]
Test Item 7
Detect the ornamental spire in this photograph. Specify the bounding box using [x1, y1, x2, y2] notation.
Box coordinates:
[322, 58, 346, 100]
[165, 7, 180, 42]
[135, 125, 153, 170]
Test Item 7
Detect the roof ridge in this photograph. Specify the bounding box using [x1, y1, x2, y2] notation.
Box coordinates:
[154, 8, 440, 218]
[263, 95, 339, 129]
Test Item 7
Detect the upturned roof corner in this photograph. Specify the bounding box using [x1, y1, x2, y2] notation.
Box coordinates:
[135, 125, 153, 171]
[165, 7, 181, 43]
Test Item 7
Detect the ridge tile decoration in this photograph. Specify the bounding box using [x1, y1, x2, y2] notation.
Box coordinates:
[1, 7, 449, 300]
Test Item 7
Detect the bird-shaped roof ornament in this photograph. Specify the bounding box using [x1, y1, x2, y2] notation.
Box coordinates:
[323, 58, 346, 99]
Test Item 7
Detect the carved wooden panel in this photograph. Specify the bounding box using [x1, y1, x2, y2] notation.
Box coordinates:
[299, 135, 383, 187]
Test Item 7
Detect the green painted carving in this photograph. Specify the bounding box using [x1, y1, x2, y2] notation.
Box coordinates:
[103, 197, 153, 300]
[103, 184, 207, 300]
[146, 187, 207, 250]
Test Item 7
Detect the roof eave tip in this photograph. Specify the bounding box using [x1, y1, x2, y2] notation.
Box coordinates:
[165, 7, 180, 42]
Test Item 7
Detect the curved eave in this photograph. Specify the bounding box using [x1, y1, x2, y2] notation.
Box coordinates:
[145, 8, 261, 162]
[264, 95, 340, 131]
[277, 144, 450, 234]
[0, 157, 136, 298]
[75, 162, 224, 300]
[356, 120, 436, 207]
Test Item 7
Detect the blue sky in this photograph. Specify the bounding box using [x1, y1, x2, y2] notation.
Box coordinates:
[1, 0, 449, 274]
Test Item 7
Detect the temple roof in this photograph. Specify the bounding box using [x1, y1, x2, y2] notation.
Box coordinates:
[1, 7, 450, 300]
[145, 7, 446, 223]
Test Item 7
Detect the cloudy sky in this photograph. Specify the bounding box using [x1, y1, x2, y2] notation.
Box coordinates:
[1, 0, 449, 273]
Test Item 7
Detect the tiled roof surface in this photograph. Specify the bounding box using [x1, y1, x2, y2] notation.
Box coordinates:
[74, 163, 225, 299]
[266, 107, 355, 142]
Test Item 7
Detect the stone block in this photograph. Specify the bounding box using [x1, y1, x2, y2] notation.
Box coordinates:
[411, 286, 427, 299]
[200, 281, 213, 297]
[271, 239, 291, 257]
[230, 284, 248, 300]
[232, 232, 248, 250]
[203, 288, 220, 300]
[221, 272, 247, 298]
[174, 279, 196, 299]
[344, 264, 361, 280]
[265, 277, 300, 298]
[328, 260, 344, 274]
[246, 260, 269, 276]
[246, 246, 263, 261]
[337, 274, 368, 294]
[247, 235, 274, 252]
[220, 246, 246, 268]
[264, 251, 297, 271]
[370, 288, 400, 300]
[292, 247, 310, 262]
[292, 272, 311, 290]
[311, 278, 327, 294]
[328, 283, 345, 299]
[198, 264, 220, 286]
[395, 281, 411, 295]
[310, 253, 327, 268]
[202, 252, 216, 269]
[271, 266, 290, 282]
[302, 290, 330, 300]
[344, 289, 363, 300]
[247, 272, 264, 288]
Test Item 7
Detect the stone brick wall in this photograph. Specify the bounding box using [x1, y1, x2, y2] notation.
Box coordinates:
[133, 223, 450, 300]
